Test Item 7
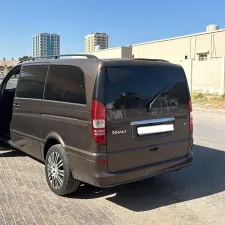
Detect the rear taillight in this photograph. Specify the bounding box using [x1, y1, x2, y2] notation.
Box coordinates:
[98, 160, 108, 165]
[91, 100, 106, 145]
[189, 99, 193, 132]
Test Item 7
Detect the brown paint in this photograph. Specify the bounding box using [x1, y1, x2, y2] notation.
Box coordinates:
[0, 58, 193, 188]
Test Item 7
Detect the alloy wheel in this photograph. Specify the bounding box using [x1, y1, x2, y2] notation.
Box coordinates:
[47, 152, 65, 189]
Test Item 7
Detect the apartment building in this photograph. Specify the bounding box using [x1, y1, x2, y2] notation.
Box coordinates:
[85, 33, 108, 52]
[33, 33, 60, 57]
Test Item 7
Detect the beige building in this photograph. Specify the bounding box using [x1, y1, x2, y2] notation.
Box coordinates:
[92, 46, 132, 59]
[130, 25, 225, 95]
[132, 25, 225, 62]
[85, 33, 108, 53]
[0, 60, 18, 76]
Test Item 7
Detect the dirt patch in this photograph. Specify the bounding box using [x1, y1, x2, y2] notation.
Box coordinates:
[192, 93, 225, 109]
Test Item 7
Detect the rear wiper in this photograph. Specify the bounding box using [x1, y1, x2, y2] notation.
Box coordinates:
[145, 83, 171, 111]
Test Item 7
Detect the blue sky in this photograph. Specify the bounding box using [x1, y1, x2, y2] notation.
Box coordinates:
[1, 0, 225, 59]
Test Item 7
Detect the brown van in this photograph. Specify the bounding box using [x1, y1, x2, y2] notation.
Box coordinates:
[0, 54, 193, 196]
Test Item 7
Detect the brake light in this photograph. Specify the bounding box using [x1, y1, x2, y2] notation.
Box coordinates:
[91, 100, 106, 145]
[189, 99, 193, 131]
[98, 160, 108, 165]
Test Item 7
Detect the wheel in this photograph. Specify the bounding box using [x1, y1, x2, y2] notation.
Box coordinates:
[45, 144, 80, 196]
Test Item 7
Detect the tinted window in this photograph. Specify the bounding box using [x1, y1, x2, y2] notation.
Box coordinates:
[44, 65, 86, 104]
[16, 65, 48, 99]
[105, 65, 189, 110]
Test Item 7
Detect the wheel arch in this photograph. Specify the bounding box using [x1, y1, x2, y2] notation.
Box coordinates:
[43, 132, 66, 160]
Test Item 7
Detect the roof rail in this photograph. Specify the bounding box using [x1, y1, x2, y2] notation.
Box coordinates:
[18, 54, 98, 64]
[132, 58, 169, 62]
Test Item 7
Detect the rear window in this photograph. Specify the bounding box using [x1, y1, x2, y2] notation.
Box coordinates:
[105, 65, 189, 110]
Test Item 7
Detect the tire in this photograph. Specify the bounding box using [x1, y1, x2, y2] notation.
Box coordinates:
[45, 144, 80, 196]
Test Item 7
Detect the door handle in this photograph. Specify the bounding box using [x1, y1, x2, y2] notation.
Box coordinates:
[150, 147, 158, 151]
[14, 103, 19, 109]
[149, 144, 159, 151]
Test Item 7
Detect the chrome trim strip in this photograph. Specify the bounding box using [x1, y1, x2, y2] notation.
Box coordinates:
[130, 117, 175, 126]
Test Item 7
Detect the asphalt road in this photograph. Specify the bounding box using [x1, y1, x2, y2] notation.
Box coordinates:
[0, 108, 225, 225]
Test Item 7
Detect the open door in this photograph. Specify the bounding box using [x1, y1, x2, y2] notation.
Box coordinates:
[0, 67, 21, 142]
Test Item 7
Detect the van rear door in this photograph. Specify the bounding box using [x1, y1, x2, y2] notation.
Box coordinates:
[104, 62, 190, 172]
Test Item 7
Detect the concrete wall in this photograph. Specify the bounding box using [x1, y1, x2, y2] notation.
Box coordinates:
[174, 58, 225, 94]
[91, 46, 132, 59]
[192, 59, 222, 94]
[221, 57, 225, 94]
[132, 29, 225, 61]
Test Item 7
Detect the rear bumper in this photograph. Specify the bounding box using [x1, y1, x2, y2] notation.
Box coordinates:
[67, 151, 193, 188]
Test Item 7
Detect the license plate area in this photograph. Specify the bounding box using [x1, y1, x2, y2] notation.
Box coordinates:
[131, 118, 175, 138]
[137, 124, 174, 136]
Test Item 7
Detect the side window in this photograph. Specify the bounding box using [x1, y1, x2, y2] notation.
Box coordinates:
[44, 65, 86, 104]
[16, 65, 48, 99]
[5, 70, 20, 90]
